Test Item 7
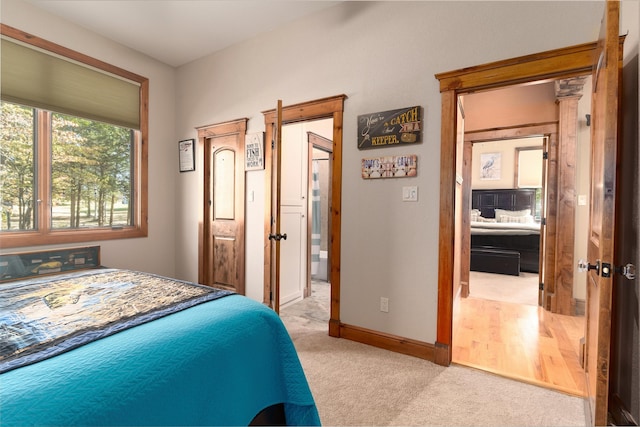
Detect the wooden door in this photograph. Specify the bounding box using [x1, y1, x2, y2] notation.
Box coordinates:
[608, 43, 639, 426]
[198, 119, 246, 294]
[583, 2, 621, 425]
[269, 100, 284, 313]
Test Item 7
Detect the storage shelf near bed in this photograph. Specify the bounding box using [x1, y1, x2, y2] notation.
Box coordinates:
[470, 189, 541, 275]
[0, 246, 100, 282]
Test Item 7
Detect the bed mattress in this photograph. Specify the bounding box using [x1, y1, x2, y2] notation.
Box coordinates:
[470, 221, 540, 236]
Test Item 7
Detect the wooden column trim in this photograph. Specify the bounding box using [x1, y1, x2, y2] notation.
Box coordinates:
[554, 90, 583, 315]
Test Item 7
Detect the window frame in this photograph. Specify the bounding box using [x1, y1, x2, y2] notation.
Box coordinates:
[514, 145, 543, 189]
[0, 24, 148, 249]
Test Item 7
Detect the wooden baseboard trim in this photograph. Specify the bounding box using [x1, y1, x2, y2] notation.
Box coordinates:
[329, 318, 341, 337]
[339, 323, 435, 361]
[461, 281, 469, 298]
[434, 341, 451, 366]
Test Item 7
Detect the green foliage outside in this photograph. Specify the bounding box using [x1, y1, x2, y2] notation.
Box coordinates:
[0, 102, 133, 231]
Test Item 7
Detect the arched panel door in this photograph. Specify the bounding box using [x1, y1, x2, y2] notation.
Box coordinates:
[198, 119, 246, 294]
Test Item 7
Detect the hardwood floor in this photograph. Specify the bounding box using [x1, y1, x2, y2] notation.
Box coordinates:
[453, 273, 587, 397]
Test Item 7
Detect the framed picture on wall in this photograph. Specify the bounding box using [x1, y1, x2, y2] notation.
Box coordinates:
[480, 152, 501, 180]
[178, 139, 195, 172]
[245, 132, 264, 171]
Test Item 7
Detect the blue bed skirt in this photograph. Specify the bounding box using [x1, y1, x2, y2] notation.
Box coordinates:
[0, 294, 320, 426]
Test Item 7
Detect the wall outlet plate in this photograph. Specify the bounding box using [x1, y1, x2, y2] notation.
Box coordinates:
[402, 186, 418, 202]
[380, 297, 389, 312]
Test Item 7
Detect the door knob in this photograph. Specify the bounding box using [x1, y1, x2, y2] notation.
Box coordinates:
[578, 259, 600, 274]
[601, 262, 636, 279]
[268, 233, 287, 241]
[615, 263, 636, 280]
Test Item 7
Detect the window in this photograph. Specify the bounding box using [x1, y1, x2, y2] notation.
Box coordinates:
[0, 25, 148, 248]
[515, 146, 543, 188]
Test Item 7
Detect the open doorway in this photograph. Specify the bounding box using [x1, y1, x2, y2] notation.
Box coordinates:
[435, 26, 626, 422]
[451, 78, 592, 396]
[279, 132, 332, 326]
[278, 120, 333, 325]
[467, 136, 544, 307]
[262, 94, 346, 338]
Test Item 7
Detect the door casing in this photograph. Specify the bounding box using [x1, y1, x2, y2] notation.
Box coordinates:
[262, 95, 346, 336]
[436, 26, 624, 426]
[434, 40, 605, 366]
[197, 118, 247, 293]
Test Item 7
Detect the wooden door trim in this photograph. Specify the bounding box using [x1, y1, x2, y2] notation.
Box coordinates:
[197, 118, 248, 289]
[435, 42, 600, 366]
[262, 95, 346, 337]
[435, 42, 596, 93]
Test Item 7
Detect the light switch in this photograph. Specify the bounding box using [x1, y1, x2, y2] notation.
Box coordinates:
[402, 186, 418, 202]
[578, 194, 587, 206]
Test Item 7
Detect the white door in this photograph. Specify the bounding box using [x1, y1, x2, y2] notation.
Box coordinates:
[279, 123, 308, 306]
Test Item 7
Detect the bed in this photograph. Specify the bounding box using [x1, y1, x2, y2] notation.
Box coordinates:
[470, 188, 541, 274]
[0, 247, 320, 426]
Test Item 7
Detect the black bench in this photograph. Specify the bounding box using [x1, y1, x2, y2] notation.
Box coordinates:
[470, 247, 520, 276]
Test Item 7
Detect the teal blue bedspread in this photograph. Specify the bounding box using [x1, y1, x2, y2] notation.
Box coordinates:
[0, 294, 320, 426]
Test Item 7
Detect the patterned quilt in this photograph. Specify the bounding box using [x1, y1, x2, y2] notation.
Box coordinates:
[0, 269, 233, 373]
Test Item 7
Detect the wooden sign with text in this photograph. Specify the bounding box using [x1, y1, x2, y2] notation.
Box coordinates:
[357, 106, 422, 149]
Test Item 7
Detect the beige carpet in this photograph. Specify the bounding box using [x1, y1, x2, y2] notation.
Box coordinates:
[468, 270, 539, 306]
[280, 281, 586, 426]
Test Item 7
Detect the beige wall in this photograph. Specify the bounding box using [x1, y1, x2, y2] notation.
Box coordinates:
[174, 1, 609, 343]
[464, 82, 558, 131]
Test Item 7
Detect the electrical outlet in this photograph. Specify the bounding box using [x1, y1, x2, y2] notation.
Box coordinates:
[380, 297, 389, 313]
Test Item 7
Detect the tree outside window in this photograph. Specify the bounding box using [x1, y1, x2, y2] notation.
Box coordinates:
[1, 102, 136, 233]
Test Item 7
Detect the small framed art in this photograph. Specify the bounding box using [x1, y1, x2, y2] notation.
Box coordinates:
[245, 132, 264, 171]
[179, 139, 195, 172]
[480, 152, 501, 180]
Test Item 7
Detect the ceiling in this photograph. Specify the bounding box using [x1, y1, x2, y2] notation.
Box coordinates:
[26, 0, 342, 67]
